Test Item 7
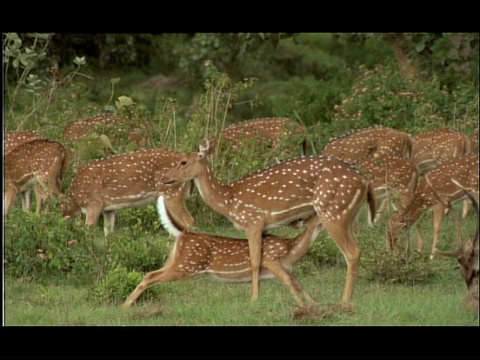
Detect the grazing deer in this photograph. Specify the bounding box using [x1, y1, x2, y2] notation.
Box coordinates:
[430, 187, 478, 314]
[63, 148, 195, 236]
[5, 130, 47, 212]
[63, 114, 153, 150]
[123, 196, 324, 308]
[5, 139, 68, 216]
[219, 117, 308, 157]
[321, 125, 413, 165]
[388, 153, 479, 257]
[411, 128, 471, 175]
[356, 155, 419, 228]
[162, 139, 376, 303]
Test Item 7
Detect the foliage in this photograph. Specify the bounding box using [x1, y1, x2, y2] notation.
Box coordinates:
[4, 32, 91, 128]
[4, 208, 95, 280]
[360, 237, 438, 285]
[90, 265, 162, 304]
[337, 33, 479, 88]
[329, 63, 478, 145]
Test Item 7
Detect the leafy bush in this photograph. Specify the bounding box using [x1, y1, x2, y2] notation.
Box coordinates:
[331, 63, 478, 137]
[90, 265, 162, 304]
[360, 237, 437, 285]
[4, 208, 96, 280]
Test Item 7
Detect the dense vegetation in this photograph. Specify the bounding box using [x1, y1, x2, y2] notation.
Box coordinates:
[4, 33, 479, 328]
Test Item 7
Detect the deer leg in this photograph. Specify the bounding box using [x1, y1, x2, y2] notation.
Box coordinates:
[372, 197, 388, 226]
[4, 186, 18, 216]
[323, 220, 360, 303]
[245, 225, 264, 302]
[462, 199, 472, 219]
[85, 205, 102, 229]
[430, 202, 446, 258]
[103, 211, 117, 236]
[263, 261, 310, 306]
[123, 266, 186, 308]
[21, 188, 32, 212]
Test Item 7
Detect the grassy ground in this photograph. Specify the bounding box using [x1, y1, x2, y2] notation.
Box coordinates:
[4, 256, 477, 326]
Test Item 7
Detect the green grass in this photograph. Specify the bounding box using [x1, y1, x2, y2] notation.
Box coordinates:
[5, 257, 477, 326]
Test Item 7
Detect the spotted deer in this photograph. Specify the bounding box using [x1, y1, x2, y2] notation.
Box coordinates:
[436, 191, 478, 314]
[321, 125, 413, 165]
[219, 117, 308, 157]
[5, 139, 68, 216]
[388, 153, 479, 257]
[162, 139, 376, 303]
[123, 196, 324, 308]
[5, 130, 47, 212]
[356, 155, 420, 228]
[411, 128, 472, 175]
[63, 148, 195, 236]
[63, 114, 153, 150]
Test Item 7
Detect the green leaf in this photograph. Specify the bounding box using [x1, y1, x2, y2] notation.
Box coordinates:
[414, 40, 425, 53]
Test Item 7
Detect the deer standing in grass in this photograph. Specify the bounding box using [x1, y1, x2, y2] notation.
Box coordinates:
[123, 196, 324, 308]
[388, 153, 479, 257]
[63, 148, 195, 236]
[427, 181, 478, 314]
[162, 139, 376, 303]
[5, 130, 47, 213]
[5, 139, 68, 216]
[356, 155, 419, 228]
[219, 117, 308, 157]
[321, 126, 417, 228]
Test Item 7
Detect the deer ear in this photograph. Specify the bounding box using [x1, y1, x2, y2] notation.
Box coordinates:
[199, 138, 216, 156]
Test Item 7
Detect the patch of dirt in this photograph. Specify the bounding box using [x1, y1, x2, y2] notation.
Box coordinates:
[291, 303, 356, 322]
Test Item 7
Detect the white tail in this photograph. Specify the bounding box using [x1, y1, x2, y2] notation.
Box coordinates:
[123, 195, 324, 308]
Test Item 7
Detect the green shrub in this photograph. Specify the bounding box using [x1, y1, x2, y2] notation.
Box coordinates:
[360, 237, 437, 285]
[90, 265, 162, 304]
[4, 207, 96, 280]
[105, 230, 172, 273]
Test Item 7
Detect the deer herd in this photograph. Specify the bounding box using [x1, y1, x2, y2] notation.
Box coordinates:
[4, 116, 479, 313]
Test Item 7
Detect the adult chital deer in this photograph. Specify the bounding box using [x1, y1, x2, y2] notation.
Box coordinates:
[321, 125, 413, 165]
[162, 139, 376, 302]
[411, 128, 471, 174]
[388, 153, 479, 257]
[5, 130, 47, 212]
[356, 155, 419, 228]
[63, 148, 195, 236]
[428, 183, 478, 314]
[123, 196, 324, 308]
[5, 139, 68, 216]
[63, 114, 153, 150]
[219, 117, 308, 157]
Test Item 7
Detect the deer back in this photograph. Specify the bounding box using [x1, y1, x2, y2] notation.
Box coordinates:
[66, 148, 194, 225]
[322, 125, 412, 165]
[412, 128, 472, 174]
[5, 139, 68, 191]
[63, 114, 153, 149]
[5, 130, 45, 155]
[220, 117, 308, 155]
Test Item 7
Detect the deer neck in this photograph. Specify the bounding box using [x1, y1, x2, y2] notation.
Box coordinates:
[194, 164, 233, 215]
